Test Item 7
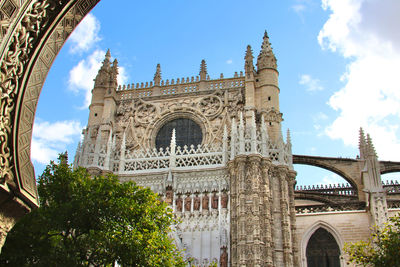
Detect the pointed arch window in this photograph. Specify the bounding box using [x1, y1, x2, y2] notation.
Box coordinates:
[306, 228, 341, 267]
[155, 118, 202, 150]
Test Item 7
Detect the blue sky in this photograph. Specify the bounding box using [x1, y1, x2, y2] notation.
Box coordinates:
[32, 0, 400, 185]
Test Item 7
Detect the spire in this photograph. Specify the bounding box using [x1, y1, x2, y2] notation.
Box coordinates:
[359, 127, 367, 159]
[105, 49, 111, 60]
[95, 49, 112, 86]
[102, 49, 112, 69]
[199, 59, 208, 80]
[170, 128, 176, 150]
[286, 129, 292, 146]
[153, 63, 162, 86]
[257, 30, 277, 70]
[366, 134, 377, 158]
[244, 45, 254, 78]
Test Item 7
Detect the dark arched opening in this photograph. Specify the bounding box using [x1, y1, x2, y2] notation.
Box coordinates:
[155, 118, 202, 150]
[306, 228, 340, 267]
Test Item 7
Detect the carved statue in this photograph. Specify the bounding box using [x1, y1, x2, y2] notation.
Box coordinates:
[176, 197, 183, 212]
[165, 188, 173, 205]
[202, 195, 209, 210]
[193, 195, 200, 211]
[221, 192, 228, 208]
[184, 196, 191, 212]
[212, 193, 219, 209]
[220, 247, 228, 267]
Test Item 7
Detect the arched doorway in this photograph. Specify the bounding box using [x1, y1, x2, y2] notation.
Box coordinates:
[306, 228, 341, 267]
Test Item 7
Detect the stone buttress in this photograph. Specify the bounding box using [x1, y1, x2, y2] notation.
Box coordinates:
[228, 32, 298, 267]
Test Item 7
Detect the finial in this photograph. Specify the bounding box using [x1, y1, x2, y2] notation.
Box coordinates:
[105, 49, 111, 61]
[257, 30, 277, 70]
[153, 63, 162, 86]
[170, 129, 176, 152]
[199, 59, 208, 81]
[121, 129, 126, 150]
[286, 129, 291, 145]
[100, 49, 112, 70]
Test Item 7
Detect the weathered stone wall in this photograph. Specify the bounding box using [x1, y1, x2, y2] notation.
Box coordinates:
[296, 211, 371, 267]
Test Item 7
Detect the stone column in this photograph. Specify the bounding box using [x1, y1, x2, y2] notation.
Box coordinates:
[287, 170, 299, 266]
[261, 158, 274, 267]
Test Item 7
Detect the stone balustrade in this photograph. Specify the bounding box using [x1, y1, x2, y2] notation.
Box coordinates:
[117, 75, 244, 100]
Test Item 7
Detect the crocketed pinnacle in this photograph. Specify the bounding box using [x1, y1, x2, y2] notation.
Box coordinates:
[153, 63, 162, 86]
[105, 49, 111, 61]
[366, 134, 377, 158]
[257, 30, 277, 70]
[101, 49, 112, 70]
[199, 59, 208, 81]
[358, 127, 366, 158]
[244, 45, 254, 78]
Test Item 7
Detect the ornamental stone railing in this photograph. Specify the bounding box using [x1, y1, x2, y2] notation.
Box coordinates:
[295, 183, 356, 196]
[383, 180, 400, 194]
[75, 112, 293, 175]
[117, 75, 245, 100]
[296, 202, 365, 214]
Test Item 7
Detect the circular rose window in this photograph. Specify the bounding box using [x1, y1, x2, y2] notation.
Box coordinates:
[155, 118, 202, 150]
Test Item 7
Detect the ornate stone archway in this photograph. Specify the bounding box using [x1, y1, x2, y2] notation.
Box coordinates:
[0, 0, 100, 247]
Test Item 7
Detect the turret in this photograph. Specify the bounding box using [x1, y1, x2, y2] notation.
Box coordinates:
[256, 31, 279, 112]
[88, 49, 119, 127]
[245, 31, 282, 142]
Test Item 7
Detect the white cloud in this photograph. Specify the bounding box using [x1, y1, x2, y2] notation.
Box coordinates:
[68, 49, 105, 108]
[69, 14, 101, 54]
[226, 59, 233, 64]
[299, 74, 324, 92]
[292, 4, 306, 14]
[68, 50, 129, 108]
[117, 65, 128, 86]
[319, 0, 400, 160]
[31, 120, 83, 164]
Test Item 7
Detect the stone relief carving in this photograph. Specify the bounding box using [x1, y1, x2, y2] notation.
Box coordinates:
[198, 95, 222, 117]
[0, 0, 56, 186]
[135, 99, 157, 125]
[114, 90, 241, 151]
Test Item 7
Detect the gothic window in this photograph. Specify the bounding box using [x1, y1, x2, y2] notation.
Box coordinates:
[306, 228, 341, 267]
[155, 118, 202, 150]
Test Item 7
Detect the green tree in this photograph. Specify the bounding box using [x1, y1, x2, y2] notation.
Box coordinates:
[344, 214, 400, 267]
[0, 155, 185, 267]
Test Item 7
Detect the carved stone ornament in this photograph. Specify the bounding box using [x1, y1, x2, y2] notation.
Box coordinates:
[261, 108, 283, 123]
[0, 0, 101, 207]
[198, 95, 222, 117]
[135, 99, 157, 124]
[0, 0, 57, 187]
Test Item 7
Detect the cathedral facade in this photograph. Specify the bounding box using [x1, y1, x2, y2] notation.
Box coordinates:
[74, 32, 400, 267]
